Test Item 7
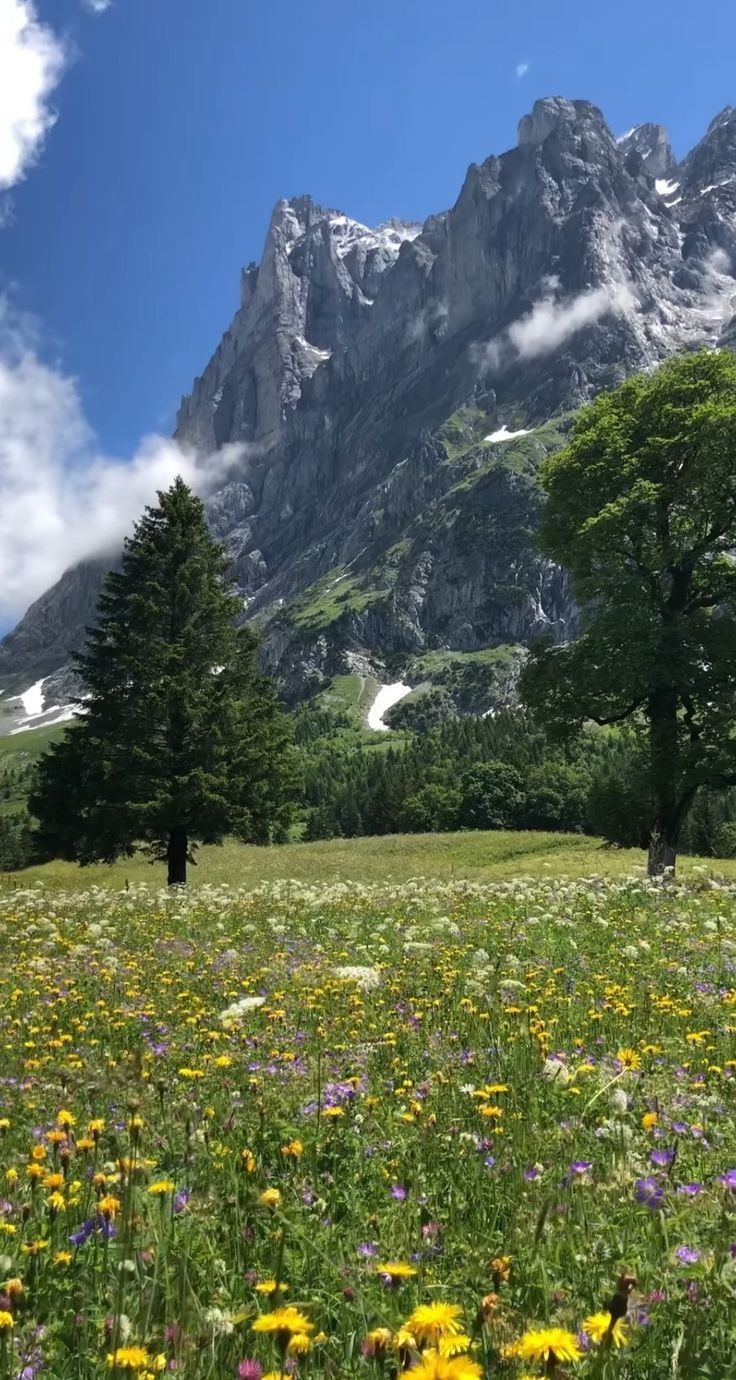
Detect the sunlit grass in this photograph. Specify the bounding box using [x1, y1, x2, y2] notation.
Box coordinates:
[0, 872, 734, 1376]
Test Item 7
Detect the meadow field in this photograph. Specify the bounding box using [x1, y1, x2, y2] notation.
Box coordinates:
[5, 827, 736, 892]
[0, 854, 735, 1377]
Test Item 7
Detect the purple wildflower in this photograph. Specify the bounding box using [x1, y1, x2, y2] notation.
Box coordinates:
[524, 1166, 540, 1181]
[718, 1169, 736, 1190]
[677, 1182, 703, 1196]
[635, 1176, 665, 1208]
[390, 1184, 407, 1201]
[357, 1242, 379, 1258]
[676, 1246, 701, 1265]
[237, 1363, 262, 1380]
[570, 1160, 592, 1174]
[68, 1219, 96, 1247]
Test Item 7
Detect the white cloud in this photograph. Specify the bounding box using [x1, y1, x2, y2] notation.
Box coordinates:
[472, 276, 636, 371]
[82, 0, 112, 12]
[0, 307, 245, 620]
[515, 61, 530, 79]
[508, 282, 633, 359]
[0, 0, 67, 191]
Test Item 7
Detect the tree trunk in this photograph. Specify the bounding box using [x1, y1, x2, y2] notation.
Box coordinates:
[647, 829, 678, 878]
[167, 826, 188, 886]
[647, 687, 680, 879]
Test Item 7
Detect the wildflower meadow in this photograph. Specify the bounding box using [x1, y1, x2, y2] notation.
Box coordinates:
[0, 873, 735, 1378]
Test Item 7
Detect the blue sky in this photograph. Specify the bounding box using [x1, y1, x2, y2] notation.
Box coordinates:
[0, 0, 735, 625]
[6, 0, 736, 452]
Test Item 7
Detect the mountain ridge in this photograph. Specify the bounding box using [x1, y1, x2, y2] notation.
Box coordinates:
[3, 97, 736, 726]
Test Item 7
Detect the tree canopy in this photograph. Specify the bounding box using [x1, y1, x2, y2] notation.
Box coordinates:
[521, 348, 736, 874]
[30, 478, 296, 883]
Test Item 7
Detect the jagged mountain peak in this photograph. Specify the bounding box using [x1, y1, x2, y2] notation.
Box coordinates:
[5, 98, 736, 715]
[680, 106, 736, 193]
[517, 96, 611, 147]
[617, 122, 675, 178]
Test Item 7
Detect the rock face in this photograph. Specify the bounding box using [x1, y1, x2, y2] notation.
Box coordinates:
[4, 98, 736, 708]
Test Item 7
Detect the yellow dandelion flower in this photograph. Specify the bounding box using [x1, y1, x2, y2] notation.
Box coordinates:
[407, 1303, 463, 1346]
[98, 1195, 121, 1220]
[582, 1312, 630, 1348]
[362, 1328, 393, 1357]
[410, 1355, 482, 1380]
[54, 1251, 72, 1266]
[281, 1140, 303, 1158]
[617, 1048, 641, 1071]
[0, 1312, 13, 1332]
[56, 1109, 75, 1129]
[512, 1327, 583, 1365]
[375, 1261, 418, 1281]
[3, 1279, 23, 1299]
[106, 1345, 152, 1370]
[251, 1307, 314, 1338]
[258, 1188, 281, 1211]
[241, 1149, 256, 1173]
[87, 1119, 105, 1138]
[437, 1334, 473, 1357]
[393, 1328, 418, 1351]
[20, 1240, 48, 1257]
[255, 1279, 288, 1295]
[147, 1180, 175, 1196]
[46, 1191, 66, 1212]
[642, 1112, 658, 1130]
[286, 1333, 312, 1356]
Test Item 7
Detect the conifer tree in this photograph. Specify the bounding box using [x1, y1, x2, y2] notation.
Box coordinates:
[30, 478, 296, 883]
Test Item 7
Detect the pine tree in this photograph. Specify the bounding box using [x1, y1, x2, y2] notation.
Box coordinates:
[30, 478, 297, 884]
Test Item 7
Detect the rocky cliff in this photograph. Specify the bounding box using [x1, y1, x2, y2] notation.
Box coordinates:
[3, 97, 736, 719]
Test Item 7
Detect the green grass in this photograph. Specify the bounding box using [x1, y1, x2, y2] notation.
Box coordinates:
[0, 721, 64, 758]
[0, 858, 735, 1375]
[317, 672, 379, 719]
[288, 569, 385, 631]
[4, 826, 735, 891]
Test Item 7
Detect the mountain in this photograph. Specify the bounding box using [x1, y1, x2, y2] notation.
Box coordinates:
[3, 97, 736, 730]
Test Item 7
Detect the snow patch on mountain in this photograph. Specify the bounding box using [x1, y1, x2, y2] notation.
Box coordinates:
[367, 683, 412, 731]
[20, 678, 47, 717]
[484, 425, 532, 443]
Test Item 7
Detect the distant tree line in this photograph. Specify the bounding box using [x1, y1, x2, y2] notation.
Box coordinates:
[296, 706, 736, 855]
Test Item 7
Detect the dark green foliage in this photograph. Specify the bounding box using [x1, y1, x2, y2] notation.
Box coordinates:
[296, 697, 736, 852]
[0, 812, 35, 871]
[401, 784, 463, 833]
[299, 708, 596, 841]
[521, 349, 736, 874]
[457, 761, 526, 830]
[30, 479, 296, 882]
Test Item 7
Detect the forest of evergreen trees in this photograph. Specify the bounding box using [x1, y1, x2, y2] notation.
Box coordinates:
[295, 705, 736, 857]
